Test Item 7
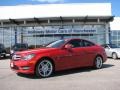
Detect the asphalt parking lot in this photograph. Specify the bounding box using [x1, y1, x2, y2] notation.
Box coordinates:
[0, 58, 120, 90]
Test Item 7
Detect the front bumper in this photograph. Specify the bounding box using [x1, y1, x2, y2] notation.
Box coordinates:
[10, 60, 35, 74]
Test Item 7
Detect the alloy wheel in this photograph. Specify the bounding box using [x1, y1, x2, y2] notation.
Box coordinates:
[95, 56, 103, 69]
[36, 59, 53, 78]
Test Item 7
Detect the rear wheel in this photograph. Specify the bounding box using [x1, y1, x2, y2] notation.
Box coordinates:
[112, 53, 118, 59]
[35, 59, 54, 78]
[94, 56, 103, 69]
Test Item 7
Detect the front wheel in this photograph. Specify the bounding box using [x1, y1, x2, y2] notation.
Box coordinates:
[35, 59, 54, 78]
[94, 56, 103, 69]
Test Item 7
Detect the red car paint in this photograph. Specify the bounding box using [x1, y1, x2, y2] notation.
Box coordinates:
[10, 38, 107, 75]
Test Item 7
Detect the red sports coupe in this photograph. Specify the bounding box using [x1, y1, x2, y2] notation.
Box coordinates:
[10, 38, 107, 78]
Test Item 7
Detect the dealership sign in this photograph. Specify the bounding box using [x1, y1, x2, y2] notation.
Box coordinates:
[28, 29, 97, 34]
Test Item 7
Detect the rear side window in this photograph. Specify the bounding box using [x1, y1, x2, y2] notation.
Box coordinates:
[83, 40, 95, 47]
[68, 40, 83, 48]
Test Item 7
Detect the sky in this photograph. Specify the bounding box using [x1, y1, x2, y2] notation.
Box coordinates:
[0, 0, 120, 16]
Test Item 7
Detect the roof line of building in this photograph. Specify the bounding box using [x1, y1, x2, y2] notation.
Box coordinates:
[0, 16, 114, 27]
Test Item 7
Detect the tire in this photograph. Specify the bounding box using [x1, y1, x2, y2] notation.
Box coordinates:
[35, 59, 54, 78]
[112, 53, 118, 59]
[94, 56, 103, 69]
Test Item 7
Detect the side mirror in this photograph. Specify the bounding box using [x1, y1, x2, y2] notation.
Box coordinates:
[64, 44, 73, 50]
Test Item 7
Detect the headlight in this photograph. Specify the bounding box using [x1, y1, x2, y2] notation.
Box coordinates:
[12, 54, 21, 60]
[22, 54, 35, 60]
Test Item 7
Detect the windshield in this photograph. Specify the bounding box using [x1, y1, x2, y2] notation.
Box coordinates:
[46, 40, 66, 48]
[109, 44, 120, 48]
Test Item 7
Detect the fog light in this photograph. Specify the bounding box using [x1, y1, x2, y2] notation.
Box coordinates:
[22, 66, 30, 70]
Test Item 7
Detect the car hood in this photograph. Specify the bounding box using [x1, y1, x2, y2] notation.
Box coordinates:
[110, 48, 120, 52]
[15, 47, 57, 54]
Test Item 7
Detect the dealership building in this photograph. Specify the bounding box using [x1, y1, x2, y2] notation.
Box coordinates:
[0, 3, 114, 48]
[110, 17, 120, 46]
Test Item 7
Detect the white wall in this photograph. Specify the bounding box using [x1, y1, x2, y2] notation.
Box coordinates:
[110, 17, 120, 30]
[0, 3, 112, 20]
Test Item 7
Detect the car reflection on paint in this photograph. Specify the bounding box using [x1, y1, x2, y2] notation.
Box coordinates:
[10, 38, 107, 78]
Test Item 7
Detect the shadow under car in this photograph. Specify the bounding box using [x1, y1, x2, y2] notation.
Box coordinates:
[16, 64, 114, 79]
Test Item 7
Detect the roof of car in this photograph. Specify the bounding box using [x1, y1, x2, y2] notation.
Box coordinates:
[65, 38, 93, 42]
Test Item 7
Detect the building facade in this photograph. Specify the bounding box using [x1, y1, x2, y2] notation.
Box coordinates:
[0, 3, 113, 48]
[110, 17, 120, 46]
